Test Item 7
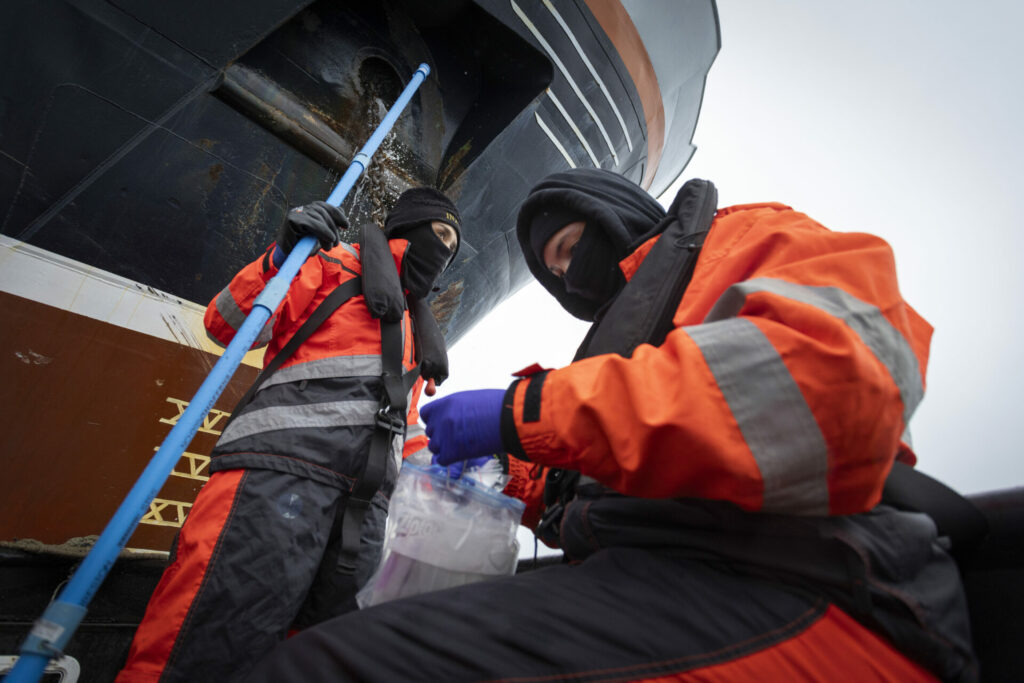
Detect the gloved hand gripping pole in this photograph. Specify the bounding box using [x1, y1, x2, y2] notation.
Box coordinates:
[6, 63, 431, 683]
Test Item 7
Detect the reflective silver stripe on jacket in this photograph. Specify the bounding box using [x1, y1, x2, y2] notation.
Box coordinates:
[338, 242, 359, 260]
[705, 277, 924, 425]
[217, 399, 379, 447]
[257, 355, 384, 393]
[685, 318, 830, 515]
[214, 285, 274, 346]
[406, 422, 426, 442]
[404, 446, 431, 463]
[254, 313, 276, 348]
[214, 285, 247, 331]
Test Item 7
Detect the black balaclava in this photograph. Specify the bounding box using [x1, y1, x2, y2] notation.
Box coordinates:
[396, 223, 453, 298]
[516, 168, 667, 321]
[562, 225, 625, 306]
[528, 207, 583, 263]
[385, 187, 462, 298]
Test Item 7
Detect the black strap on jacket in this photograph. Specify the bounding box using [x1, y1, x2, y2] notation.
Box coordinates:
[336, 316, 418, 573]
[223, 229, 447, 586]
[535, 180, 718, 542]
[581, 178, 718, 359]
[222, 276, 364, 431]
[882, 461, 989, 557]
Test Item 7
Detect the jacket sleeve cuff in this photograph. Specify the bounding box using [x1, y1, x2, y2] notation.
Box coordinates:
[501, 380, 529, 461]
[262, 244, 282, 279]
[500, 370, 551, 462]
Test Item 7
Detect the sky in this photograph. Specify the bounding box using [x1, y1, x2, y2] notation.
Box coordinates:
[423, 0, 1024, 549]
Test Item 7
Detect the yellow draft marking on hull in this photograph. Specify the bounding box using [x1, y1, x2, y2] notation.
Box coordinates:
[141, 498, 193, 527]
[159, 396, 231, 435]
[158, 448, 211, 482]
[140, 395, 228, 528]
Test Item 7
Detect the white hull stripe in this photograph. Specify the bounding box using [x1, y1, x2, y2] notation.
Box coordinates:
[541, 0, 633, 151]
[256, 355, 384, 392]
[511, 0, 619, 165]
[0, 234, 263, 366]
[706, 278, 924, 425]
[547, 89, 600, 167]
[218, 399, 380, 446]
[535, 113, 577, 168]
[685, 318, 830, 515]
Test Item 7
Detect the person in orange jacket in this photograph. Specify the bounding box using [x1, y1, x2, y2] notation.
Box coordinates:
[116, 188, 460, 683]
[249, 170, 976, 682]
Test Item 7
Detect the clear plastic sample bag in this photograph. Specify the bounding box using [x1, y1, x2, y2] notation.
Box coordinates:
[357, 461, 526, 608]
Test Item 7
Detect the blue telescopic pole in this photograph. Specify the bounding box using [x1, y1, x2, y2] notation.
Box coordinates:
[7, 62, 430, 683]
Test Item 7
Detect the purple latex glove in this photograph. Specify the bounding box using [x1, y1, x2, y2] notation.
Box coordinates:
[420, 389, 505, 467]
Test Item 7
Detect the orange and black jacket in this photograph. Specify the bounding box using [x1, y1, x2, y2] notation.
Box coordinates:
[503, 201, 933, 529]
[203, 240, 429, 489]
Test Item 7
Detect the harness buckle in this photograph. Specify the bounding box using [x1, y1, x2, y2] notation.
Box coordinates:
[535, 500, 565, 547]
[375, 406, 405, 434]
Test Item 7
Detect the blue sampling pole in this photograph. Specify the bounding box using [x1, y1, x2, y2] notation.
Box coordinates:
[7, 63, 431, 683]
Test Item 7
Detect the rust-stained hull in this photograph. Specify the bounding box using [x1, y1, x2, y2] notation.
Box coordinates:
[0, 238, 261, 552]
[0, 292, 252, 551]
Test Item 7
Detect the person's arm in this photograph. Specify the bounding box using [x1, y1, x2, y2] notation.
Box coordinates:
[501, 207, 932, 516]
[204, 202, 345, 350]
[204, 245, 282, 349]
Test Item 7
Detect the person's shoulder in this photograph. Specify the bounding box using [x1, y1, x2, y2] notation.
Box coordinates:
[316, 242, 362, 270]
[710, 202, 797, 240]
[717, 201, 793, 217]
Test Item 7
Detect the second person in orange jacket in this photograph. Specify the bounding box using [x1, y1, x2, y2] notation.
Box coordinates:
[249, 170, 975, 682]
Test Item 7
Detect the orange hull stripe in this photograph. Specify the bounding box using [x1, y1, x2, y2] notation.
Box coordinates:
[116, 469, 245, 682]
[584, 0, 664, 189]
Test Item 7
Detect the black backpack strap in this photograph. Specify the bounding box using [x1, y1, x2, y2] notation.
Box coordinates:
[542, 181, 718, 537]
[337, 316, 410, 573]
[882, 461, 989, 555]
[222, 276, 363, 430]
[583, 179, 717, 359]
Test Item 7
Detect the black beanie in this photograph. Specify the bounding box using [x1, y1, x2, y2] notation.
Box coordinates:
[528, 207, 585, 267]
[385, 187, 462, 259]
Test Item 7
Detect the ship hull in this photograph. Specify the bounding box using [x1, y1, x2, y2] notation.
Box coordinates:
[1, 0, 722, 677]
[1, 0, 719, 553]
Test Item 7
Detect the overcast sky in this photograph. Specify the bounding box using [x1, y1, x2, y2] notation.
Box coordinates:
[427, 1, 1023, 510]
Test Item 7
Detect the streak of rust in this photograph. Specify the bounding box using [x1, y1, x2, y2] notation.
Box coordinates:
[208, 162, 223, 184]
[438, 140, 472, 189]
[430, 279, 464, 336]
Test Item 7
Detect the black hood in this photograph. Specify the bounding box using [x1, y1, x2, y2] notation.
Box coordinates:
[515, 168, 667, 320]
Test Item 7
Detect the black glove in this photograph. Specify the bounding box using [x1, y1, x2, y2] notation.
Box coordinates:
[276, 201, 348, 256]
